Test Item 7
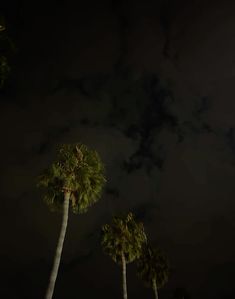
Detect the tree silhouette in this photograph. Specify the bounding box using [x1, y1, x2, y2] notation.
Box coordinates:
[0, 15, 10, 87]
[0, 15, 6, 32]
[38, 143, 106, 299]
[101, 212, 147, 299]
[137, 245, 169, 299]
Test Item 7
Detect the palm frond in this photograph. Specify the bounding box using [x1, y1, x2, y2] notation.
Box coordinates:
[37, 143, 106, 214]
[101, 213, 147, 264]
[137, 245, 169, 289]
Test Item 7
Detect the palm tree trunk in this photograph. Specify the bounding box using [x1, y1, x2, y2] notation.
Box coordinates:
[153, 279, 158, 299]
[121, 251, 128, 299]
[45, 191, 70, 299]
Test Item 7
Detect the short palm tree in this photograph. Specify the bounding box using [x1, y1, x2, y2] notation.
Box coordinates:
[101, 212, 147, 299]
[38, 143, 106, 299]
[136, 245, 169, 299]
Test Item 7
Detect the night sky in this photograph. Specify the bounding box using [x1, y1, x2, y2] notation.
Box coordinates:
[1, 1, 235, 298]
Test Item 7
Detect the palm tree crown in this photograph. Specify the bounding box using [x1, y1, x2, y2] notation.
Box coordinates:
[101, 212, 147, 264]
[137, 245, 169, 289]
[38, 143, 106, 213]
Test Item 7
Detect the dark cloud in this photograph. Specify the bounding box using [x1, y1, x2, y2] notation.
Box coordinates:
[49, 69, 183, 175]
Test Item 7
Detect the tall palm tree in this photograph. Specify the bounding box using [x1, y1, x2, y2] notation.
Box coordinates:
[101, 212, 147, 299]
[38, 143, 106, 299]
[136, 245, 169, 299]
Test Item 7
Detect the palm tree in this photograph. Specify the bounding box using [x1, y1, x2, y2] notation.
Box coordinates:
[101, 212, 147, 299]
[38, 143, 106, 299]
[0, 15, 6, 32]
[136, 245, 169, 299]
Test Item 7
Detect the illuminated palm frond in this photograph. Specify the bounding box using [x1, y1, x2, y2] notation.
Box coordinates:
[38, 143, 106, 213]
[101, 212, 147, 264]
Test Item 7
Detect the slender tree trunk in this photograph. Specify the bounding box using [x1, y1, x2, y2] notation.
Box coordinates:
[152, 279, 158, 299]
[45, 191, 70, 299]
[121, 251, 128, 299]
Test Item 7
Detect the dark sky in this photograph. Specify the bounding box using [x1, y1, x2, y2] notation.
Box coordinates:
[1, 0, 235, 298]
